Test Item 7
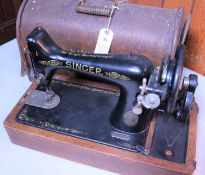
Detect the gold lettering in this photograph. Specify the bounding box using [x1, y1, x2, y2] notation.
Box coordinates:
[82, 65, 89, 71]
[89, 66, 95, 73]
[72, 62, 75, 68]
[75, 63, 82, 70]
[66, 61, 72, 68]
[96, 68, 103, 75]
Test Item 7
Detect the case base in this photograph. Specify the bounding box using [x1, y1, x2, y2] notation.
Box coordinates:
[4, 77, 198, 175]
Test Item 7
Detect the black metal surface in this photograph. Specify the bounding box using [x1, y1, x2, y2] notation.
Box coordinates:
[27, 27, 154, 82]
[26, 27, 154, 133]
[174, 74, 198, 122]
[15, 80, 188, 163]
[151, 112, 188, 163]
[166, 45, 185, 114]
[16, 80, 148, 151]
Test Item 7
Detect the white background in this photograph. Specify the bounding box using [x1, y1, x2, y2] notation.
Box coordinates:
[0, 39, 204, 175]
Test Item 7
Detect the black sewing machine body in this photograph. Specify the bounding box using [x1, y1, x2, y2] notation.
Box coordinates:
[15, 27, 198, 164]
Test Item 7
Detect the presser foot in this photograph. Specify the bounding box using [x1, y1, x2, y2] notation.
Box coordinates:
[24, 87, 60, 109]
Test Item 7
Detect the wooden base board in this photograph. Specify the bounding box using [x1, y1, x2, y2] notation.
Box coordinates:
[4, 80, 198, 175]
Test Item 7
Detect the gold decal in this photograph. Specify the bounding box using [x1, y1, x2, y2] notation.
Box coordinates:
[105, 72, 130, 80]
[39, 60, 61, 66]
[119, 75, 130, 80]
[38, 60, 130, 81]
[18, 115, 87, 135]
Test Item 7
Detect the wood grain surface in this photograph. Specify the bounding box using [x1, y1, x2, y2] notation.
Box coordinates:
[185, 0, 205, 75]
[137, 0, 163, 7]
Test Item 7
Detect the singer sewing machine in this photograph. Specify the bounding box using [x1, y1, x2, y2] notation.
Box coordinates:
[4, 26, 198, 175]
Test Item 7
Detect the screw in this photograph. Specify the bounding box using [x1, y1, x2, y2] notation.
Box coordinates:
[165, 149, 173, 159]
[149, 98, 156, 104]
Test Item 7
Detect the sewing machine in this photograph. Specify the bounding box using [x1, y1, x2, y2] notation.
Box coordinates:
[5, 26, 196, 167]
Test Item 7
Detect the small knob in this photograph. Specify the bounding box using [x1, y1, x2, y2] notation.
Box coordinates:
[164, 149, 173, 159]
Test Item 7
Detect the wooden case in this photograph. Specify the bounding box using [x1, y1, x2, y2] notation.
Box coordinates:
[4, 76, 198, 175]
[4, 1, 199, 174]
